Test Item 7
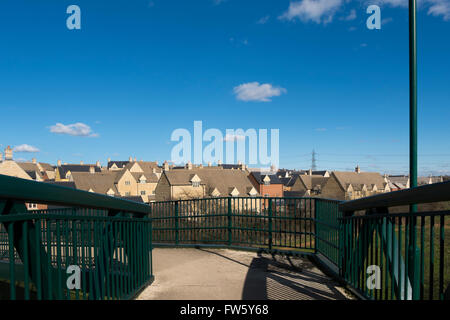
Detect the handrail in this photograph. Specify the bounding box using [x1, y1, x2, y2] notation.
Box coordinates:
[0, 174, 150, 215]
[340, 180, 450, 212]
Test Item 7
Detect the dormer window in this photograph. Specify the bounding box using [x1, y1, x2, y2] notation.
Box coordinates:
[190, 174, 201, 188]
[139, 176, 147, 184]
[125, 181, 131, 185]
[263, 175, 271, 186]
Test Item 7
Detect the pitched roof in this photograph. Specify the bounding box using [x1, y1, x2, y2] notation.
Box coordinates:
[57, 164, 101, 178]
[107, 161, 130, 170]
[136, 161, 160, 172]
[38, 162, 54, 171]
[332, 171, 386, 192]
[16, 162, 43, 180]
[298, 175, 329, 190]
[250, 172, 283, 184]
[70, 172, 119, 195]
[164, 169, 259, 197]
[131, 172, 159, 183]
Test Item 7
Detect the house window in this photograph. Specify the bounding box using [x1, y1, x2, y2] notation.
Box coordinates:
[192, 181, 200, 188]
[125, 181, 131, 185]
[141, 191, 146, 195]
[140, 179, 147, 184]
[125, 192, 131, 196]
[264, 181, 270, 186]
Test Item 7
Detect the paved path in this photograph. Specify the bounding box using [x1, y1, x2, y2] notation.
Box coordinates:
[137, 248, 349, 300]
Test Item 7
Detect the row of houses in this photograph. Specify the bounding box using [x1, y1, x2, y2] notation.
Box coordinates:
[0, 146, 446, 208]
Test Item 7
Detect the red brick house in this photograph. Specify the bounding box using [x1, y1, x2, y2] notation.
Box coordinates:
[248, 172, 284, 198]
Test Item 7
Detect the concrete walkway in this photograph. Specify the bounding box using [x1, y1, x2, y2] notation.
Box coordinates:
[137, 248, 349, 300]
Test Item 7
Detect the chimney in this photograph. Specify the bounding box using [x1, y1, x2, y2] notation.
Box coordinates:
[96, 160, 101, 168]
[32, 158, 37, 164]
[186, 161, 193, 170]
[355, 165, 361, 174]
[271, 164, 276, 173]
[134, 157, 137, 162]
[163, 161, 170, 171]
[309, 168, 312, 175]
[218, 159, 222, 166]
[129, 156, 133, 162]
[89, 166, 95, 174]
[57, 160, 62, 167]
[4, 146, 13, 161]
[238, 160, 242, 165]
[107, 157, 111, 163]
[152, 168, 156, 173]
[80, 161, 84, 165]
[0, 152, 3, 162]
[208, 161, 212, 167]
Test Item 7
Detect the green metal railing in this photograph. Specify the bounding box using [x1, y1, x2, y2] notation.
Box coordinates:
[150, 197, 342, 263]
[340, 181, 450, 300]
[0, 174, 153, 300]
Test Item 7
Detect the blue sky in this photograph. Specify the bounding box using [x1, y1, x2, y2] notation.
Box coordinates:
[1, 0, 449, 175]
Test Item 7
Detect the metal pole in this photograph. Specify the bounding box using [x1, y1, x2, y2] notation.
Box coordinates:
[408, 0, 420, 299]
[409, 0, 418, 203]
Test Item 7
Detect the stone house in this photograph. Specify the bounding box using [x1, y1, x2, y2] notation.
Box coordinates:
[155, 166, 259, 201]
[290, 174, 330, 196]
[320, 166, 390, 201]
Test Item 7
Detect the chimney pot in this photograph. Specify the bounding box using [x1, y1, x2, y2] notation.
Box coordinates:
[32, 158, 37, 164]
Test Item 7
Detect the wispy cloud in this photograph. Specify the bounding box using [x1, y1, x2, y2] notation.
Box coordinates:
[233, 82, 287, 102]
[279, 0, 450, 25]
[257, 15, 270, 24]
[279, 0, 343, 24]
[341, 9, 357, 21]
[49, 123, 99, 137]
[13, 144, 40, 153]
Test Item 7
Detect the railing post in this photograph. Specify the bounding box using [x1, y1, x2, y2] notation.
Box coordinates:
[227, 198, 232, 247]
[175, 201, 179, 245]
[268, 198, 273, 251]
[314, 198, 318, 254]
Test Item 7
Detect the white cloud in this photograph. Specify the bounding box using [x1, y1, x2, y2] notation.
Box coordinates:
[224, 134, 246, 142]
[49, 123, 99, 137]
[233, 82, 287, 102]
[279, 0, 343, 24]
[13, 144, 40, 153]
[428, 0, 450, 20]
[370, 0, 450, 20]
